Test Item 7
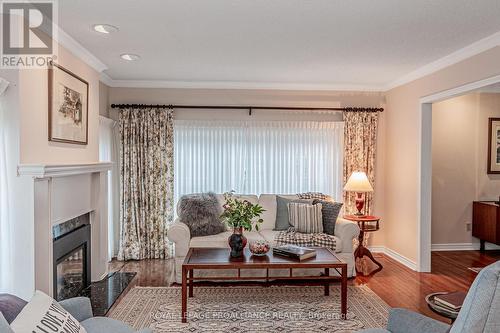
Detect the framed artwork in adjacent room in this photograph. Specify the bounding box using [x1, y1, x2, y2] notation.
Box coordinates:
[48, 62, 89, 145]
[488, 118, 500, 174]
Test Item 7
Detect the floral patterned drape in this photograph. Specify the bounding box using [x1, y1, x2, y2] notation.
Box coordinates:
[343, 110, 379, 215]
[118, 107, 174, 260]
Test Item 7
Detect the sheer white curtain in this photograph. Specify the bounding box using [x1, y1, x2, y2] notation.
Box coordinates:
[99, 116, 120, 259]
[174, 121, 247, 203]
[174, 120, 343, 206]
[0, 78, 11, 292]
[245, 121, 343, 198]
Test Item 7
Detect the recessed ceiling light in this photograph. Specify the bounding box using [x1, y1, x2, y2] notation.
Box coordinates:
[92, 24, 119, 34]
[120, 53, 141, 61]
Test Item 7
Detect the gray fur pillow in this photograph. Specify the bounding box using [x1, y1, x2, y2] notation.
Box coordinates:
[178, 192, 226, 237]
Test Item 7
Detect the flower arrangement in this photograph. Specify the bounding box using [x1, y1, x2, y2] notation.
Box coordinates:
[220, 191, 265, 231]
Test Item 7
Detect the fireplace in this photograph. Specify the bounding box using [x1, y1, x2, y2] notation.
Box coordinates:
[52, 213, 91, 301]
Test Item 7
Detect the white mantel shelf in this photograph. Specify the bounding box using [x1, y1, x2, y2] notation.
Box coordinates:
[18, 162, 113, 178]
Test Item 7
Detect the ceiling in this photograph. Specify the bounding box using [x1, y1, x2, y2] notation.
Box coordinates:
[58, 0, 500, 90]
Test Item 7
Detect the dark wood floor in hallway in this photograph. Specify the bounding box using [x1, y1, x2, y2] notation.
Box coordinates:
[354, 250, 500, 323]
[110, 250, 500, 324]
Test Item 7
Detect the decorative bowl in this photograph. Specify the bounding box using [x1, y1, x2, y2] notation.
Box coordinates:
[249, 240, 270, 256]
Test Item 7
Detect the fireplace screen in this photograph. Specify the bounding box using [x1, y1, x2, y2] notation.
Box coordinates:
[56, 246, 85, 301]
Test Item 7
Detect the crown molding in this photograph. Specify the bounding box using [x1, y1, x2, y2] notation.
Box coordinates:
[27, 9, 108, 73]
[478, 88, 500, 93]
[419, 73, 500, 104]
[103, 79, 383, 91]
[99, 72, 114, 87]
[54, 25, 108, 73]
[18, 162, 113, 178]
[476, 86, 500, 93]
[384, 31, 500, 91]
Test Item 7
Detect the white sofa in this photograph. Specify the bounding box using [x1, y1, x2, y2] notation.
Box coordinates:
[169, 194, 360, 283]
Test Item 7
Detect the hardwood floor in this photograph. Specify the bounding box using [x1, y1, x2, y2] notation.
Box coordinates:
[109, 250, 500, 324]
[354, 250, 500, 323]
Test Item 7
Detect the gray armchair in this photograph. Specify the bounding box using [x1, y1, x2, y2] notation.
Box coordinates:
[0, 295, 151, 333]
[360, 260, 500, 333]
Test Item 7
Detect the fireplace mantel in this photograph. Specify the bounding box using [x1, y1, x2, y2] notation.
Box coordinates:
[18, 162, 111, 297]
[18, 162, 113, 178]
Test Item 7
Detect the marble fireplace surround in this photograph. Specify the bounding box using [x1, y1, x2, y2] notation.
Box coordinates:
[17, 162, 112, 298]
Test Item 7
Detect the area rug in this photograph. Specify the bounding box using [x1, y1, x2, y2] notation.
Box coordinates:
[109, 285, 389, 332]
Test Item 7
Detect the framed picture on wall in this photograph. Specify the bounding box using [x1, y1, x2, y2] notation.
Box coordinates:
[488, 118, 500, 174]
[48, 62, 89, 145]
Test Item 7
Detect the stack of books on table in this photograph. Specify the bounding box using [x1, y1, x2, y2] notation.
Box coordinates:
[434, 292, 466, 312]
[273, 245, 316, 261]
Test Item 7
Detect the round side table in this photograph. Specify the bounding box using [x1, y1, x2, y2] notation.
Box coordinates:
[343, 215, 383, 272]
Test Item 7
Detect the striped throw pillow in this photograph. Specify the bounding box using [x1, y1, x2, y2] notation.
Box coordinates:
[288, 202, 323, 233]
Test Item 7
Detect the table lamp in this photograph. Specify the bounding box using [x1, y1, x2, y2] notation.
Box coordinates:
[344, 171, 373, 216]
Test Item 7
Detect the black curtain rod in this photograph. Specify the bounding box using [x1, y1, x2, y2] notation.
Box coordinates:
[110, 104, 384, 113]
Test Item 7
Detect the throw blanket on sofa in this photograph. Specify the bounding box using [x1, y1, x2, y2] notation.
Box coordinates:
[274, 228, 338, 250]
[297, 192, 332, 201]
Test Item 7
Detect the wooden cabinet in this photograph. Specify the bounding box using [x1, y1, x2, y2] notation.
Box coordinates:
[473, 201, 500, 251]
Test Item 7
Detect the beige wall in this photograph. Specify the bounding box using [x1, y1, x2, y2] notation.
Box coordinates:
[108, 87, 385, 107]
[108, 87, 387, 246]
[431, 93, 500, 245]
[432, 93, 479, 245]
[18, 41, 100, 164]
[478, 94, 500, 198]
[384, 46, 500, 263]
[432, 93, 500, 244]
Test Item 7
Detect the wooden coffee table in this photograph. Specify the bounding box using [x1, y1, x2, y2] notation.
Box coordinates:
[181, 247, 348, 323]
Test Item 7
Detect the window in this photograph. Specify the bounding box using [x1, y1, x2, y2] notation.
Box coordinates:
[98, 116, 119, 259]
[174, 120, 343, 205]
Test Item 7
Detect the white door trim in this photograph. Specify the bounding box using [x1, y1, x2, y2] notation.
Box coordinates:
[417, 73, 500, 272]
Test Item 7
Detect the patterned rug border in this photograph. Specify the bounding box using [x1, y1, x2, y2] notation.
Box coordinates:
[109, 284, 390, 332]
[124, 283, 382, 294]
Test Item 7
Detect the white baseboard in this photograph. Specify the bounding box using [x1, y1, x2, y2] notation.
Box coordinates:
[368, 246, 418, 271]
[365, 242, 500, 272]
[431, 242, 500, 251]
[367, 246, 386, 253]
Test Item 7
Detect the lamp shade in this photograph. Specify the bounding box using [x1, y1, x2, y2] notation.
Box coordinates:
[344, 171, 373, 192]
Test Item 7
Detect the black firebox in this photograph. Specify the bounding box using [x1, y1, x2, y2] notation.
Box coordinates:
[52, 213, 91, 301]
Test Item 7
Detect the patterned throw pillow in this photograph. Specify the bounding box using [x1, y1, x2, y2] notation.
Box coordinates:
[313, 199, 343, 235]
[10, 291, 86, 333]
[288, 202, 323, 233]
[274, 196, 313, 231]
